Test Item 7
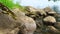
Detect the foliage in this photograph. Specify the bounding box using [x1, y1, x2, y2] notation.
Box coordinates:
[52, 5, 59, 12]
[48, 0, 60, 2]
[0, 0, 23, 9]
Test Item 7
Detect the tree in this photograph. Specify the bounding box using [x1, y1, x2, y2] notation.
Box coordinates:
[52, 5, 59, 12]
[48, 0, 60, 2]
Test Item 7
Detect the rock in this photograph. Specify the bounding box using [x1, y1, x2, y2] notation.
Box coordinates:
[43, 7, 52, 12]
[36, 9, 47, 17]
[0, 9, 3, 13]
[0, 8, 36, 34]
[25, 6, 47, 18]
[47, 26, 60, 34]
[12, 8, 25, 17]
[18, 16, 36, 34]
[43, 7, 57, 16]
[25, 6, 37, 12]
[25, 6, 38, 17]
[0, 13, 20, 34]
[43, 16, 56, 26]
[54, 22, 60, 29]
[12, 8, 36, 34]
[46, 10, 57, 16]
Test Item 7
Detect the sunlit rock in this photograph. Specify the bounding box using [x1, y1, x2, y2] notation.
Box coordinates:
[25, 6, 37, 12]
[43, 16, 56, 26]
[12, 8, 36, 34]
[0, 8, 36, 34]
[47, 11, 57, 16]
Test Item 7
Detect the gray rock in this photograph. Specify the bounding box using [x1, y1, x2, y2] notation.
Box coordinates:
[0, 13, 19, 34]
[12, 8, 25, 17]
[25, 6, 37, 12]
[43, 7, 57, 16]
[47, 11, 56, 14]
[36, 9, 47, 16]
[43, 7, 52, 12]
[12, 8, 36, 34]
[46, 11, 57, 16]
[18, 16, 36, 34]
[48, 11, 56, 14]
[47, 26, 60, 34]
[0, 8, 36, 34]
[54, 22, 60, 29]
[0, 9, 3, 13]
[25, 6, 47, 17]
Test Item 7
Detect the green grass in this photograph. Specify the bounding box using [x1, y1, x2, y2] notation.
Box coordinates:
[0, 0, 23, 9]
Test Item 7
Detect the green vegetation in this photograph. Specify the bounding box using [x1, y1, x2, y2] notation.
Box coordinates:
[0, 0, 23, 9]
[0, 0, 26, 20]
[48, 0, 60, 2]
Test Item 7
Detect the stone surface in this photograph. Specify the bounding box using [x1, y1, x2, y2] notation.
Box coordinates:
[43, 16, 56, 23]
[0, 13, 19, 34]
[54, 22, 60, 29]
[25, 6, 47, 18]
[0, 6, 60, 34]
[43, 7, 52, 12]
[12, 8, 36, 34]
[43, 16, 56, 26]
[47, 26, 60, 34]
[0, 8, 36, 34]
[36, 9, 47, 16]
[25, 6, 37, 12]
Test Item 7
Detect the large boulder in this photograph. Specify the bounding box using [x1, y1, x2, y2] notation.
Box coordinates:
[0, 8, 36, 34]
[18, 16, 36, 34]
[0, 13, 20, 34]
[43, 16, 56, 26]
[12, 8, 36, 34]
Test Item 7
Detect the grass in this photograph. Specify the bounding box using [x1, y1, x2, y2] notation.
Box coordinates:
[0, 0, 23, 9]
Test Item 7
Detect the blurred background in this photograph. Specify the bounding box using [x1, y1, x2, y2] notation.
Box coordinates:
[13, 0, 60, 13]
